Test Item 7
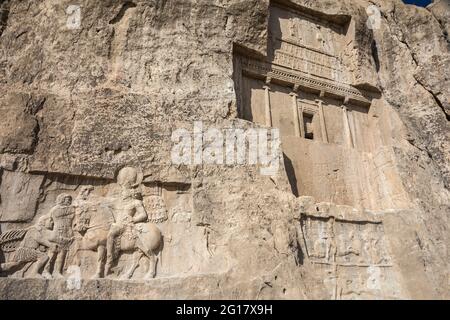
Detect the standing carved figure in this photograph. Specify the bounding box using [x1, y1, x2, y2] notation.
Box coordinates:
[43, 194, 75, 278]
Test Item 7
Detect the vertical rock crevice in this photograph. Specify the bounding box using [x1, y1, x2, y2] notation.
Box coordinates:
[0, 0, 10, 38]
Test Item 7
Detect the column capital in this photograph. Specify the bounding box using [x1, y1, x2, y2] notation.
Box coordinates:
[343, 96, 350, 105]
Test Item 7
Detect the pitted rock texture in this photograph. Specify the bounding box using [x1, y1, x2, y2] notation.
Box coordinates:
[0, 0, 448, 300]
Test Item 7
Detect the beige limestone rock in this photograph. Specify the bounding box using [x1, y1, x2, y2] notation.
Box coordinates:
[0, 0, 448, 300]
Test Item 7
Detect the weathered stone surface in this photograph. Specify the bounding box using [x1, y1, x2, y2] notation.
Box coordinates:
[0, 0, 448, 300]
[0, 93, 42, 154]
[0, 170, 44, 222]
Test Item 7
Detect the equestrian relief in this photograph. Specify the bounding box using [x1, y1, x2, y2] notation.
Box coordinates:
[0, 167, 164, 280]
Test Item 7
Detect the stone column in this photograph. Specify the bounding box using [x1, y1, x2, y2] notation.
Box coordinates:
[299, 102, 305, 138]
[290, 87, 300, 137]
[234, 56, 244, 119]
[263, 80, 272, 127]
[342, 98, 354, 148]
[316, 92, 329, 143]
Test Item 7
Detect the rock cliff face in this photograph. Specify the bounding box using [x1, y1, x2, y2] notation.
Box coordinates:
[0, 0, 448, 299]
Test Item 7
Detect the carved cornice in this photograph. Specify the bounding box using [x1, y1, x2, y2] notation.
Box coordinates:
[240, 57, 373, 107]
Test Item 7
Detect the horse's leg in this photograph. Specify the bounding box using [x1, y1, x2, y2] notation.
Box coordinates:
[144, 252, 158, 280]
[121, 250, 142, 280]
[92, 245, 106, 279]
[70, 238, 82, 267]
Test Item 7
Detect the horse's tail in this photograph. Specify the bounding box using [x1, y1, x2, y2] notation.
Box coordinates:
[155, 242, 162, 268]
[158, 239, 164, 266]
[137, 235, 162, 262]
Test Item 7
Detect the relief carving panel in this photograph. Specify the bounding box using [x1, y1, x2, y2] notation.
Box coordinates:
[0, 167, 198, 281]
[300, 211, 401, 299]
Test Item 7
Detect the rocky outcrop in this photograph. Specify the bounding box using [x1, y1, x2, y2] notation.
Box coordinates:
[0, 0, 448, 299]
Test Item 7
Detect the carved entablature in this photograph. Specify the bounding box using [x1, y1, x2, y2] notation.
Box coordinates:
[240, 56, 372, 107]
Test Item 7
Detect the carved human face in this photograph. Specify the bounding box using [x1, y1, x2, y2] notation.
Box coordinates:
[117, 167, 138, 189]
[63, 195, 72, 206]
[56, 193, 73, 206]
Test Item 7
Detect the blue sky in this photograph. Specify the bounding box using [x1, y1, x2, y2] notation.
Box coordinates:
[402, 0, 433, 6]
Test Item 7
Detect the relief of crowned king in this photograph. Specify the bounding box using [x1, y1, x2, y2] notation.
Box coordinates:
[0, 167, 163, 280]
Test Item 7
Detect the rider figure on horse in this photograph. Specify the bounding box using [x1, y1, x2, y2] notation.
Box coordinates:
[105, 167, 149, 275]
